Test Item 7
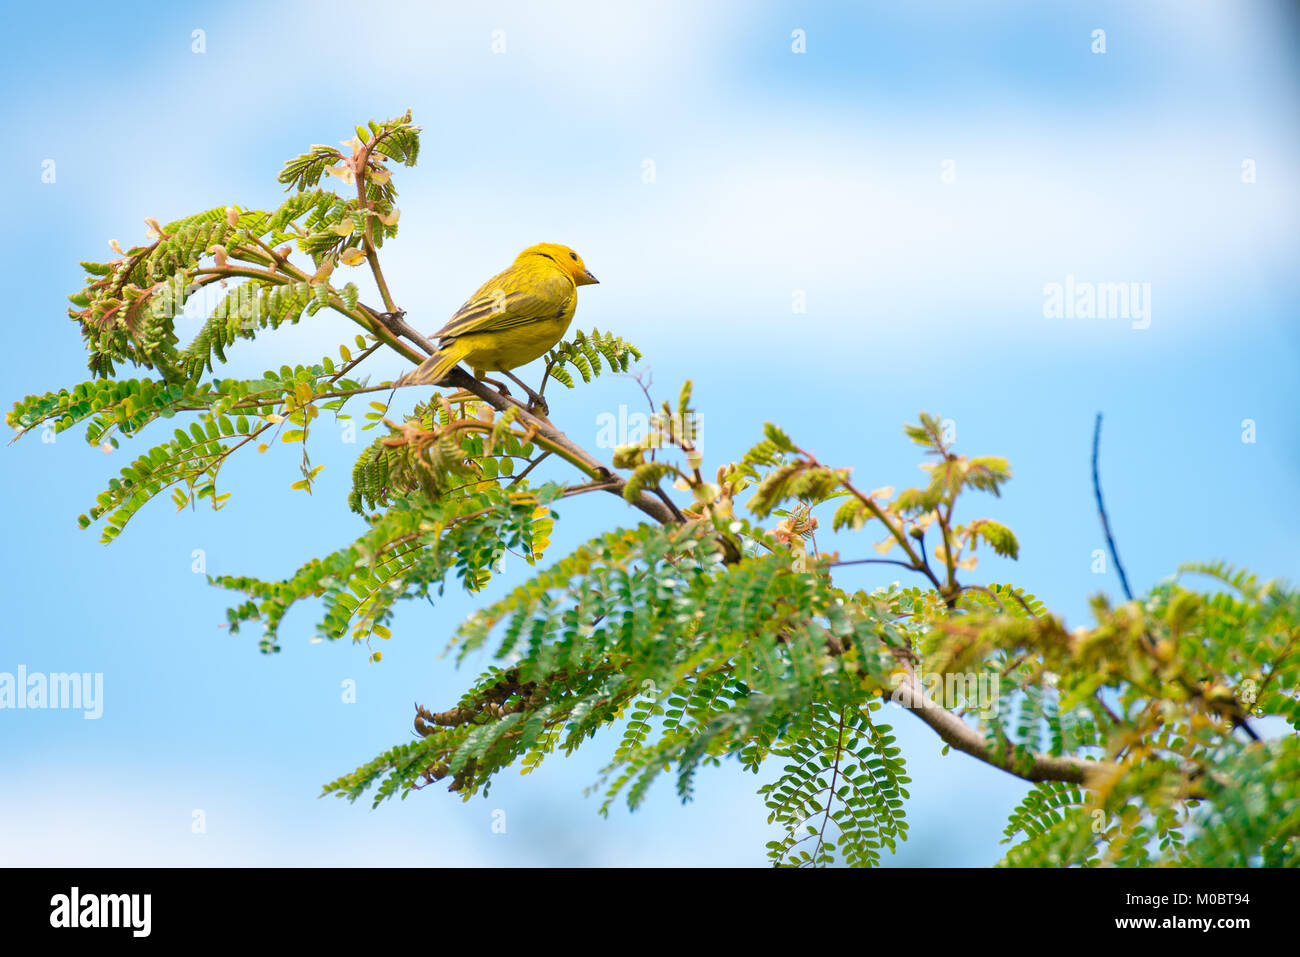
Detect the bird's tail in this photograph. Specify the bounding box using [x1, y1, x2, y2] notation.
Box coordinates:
[396, 340, 468, 387]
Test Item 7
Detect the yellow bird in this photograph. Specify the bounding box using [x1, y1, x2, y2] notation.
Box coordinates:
[401, 242, 598, 409]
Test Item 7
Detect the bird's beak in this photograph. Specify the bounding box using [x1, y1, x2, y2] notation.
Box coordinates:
[578, 270, 599, 286]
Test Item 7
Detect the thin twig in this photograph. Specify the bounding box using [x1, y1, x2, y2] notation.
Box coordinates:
[560, 479, 623, 497]
[652, 484, 686, 523]
[1091, 413, 1134, 601]
[828, 558, 923, 574]
[1092, 415, 1258, 742]
[506, 450, 553, 489]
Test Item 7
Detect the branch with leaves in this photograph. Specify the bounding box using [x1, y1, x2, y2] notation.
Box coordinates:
[10, 111, 1298, 867]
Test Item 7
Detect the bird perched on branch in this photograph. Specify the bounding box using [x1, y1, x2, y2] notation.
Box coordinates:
[397, 243, 598, 412]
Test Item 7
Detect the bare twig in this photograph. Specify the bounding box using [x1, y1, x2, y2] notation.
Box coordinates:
[1091, 413, 1134, 601]
[506, 450, 553, 489]
[1092, 414, 1259, 742]
[828, 557, 923, 574]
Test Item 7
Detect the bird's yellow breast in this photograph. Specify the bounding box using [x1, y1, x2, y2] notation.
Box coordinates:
[458, 308, 576, 375]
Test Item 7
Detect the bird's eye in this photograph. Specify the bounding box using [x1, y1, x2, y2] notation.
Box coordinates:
[569, 252, 577, 260]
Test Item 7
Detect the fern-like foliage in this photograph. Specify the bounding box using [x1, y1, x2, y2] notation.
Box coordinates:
[216, 482, 560, 655]
[760, 700, 909, 867]
[10, 350, 373, 540]
[320, 518, 913, 865]
[65, 111, 420, 380]
[13, 111, 1298, 869]
[993, 562, 1300, 866]
[541, 328, 641, 390]
[313, 406, 1299, 869]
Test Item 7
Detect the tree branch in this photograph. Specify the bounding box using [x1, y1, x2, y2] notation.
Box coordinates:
[1091, 412, 1134, 601]
[425, 367, 682, 527]
[891, 667, 1112, 786]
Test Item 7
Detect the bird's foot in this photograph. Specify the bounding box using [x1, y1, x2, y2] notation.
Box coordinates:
[500, 371, 550, 417]
[481, 376, 513, 398]
[372, 308, 407, 335]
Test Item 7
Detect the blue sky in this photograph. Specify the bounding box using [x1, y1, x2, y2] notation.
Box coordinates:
[1, 0, 1297, 866]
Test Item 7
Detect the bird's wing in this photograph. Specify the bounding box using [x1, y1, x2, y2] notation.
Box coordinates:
[433, 264, 574, 341]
